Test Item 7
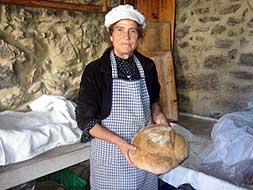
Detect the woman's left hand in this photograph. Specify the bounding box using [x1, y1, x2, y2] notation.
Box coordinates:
[152, 102, 171, 127]
[154, 113, 171, 127]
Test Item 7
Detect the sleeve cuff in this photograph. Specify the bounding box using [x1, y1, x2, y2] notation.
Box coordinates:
[81, 118, 100, 143]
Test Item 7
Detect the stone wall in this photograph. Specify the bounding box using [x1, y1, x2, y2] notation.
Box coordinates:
[0, 5, 109, 111]
[174, 0, 253, 118]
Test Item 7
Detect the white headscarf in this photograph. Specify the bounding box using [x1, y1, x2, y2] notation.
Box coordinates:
[104, 4, 146, 30]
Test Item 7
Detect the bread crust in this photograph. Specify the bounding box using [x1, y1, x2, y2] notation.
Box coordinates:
[129, 124, 188, 174]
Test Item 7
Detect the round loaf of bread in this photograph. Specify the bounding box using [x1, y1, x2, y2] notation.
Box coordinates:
[129, 124, 188, 174]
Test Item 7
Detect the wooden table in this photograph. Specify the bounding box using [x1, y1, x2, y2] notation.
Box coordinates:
[0, 142, 90, 190]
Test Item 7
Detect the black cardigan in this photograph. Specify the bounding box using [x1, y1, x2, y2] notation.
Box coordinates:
[75, 48, 160, 130]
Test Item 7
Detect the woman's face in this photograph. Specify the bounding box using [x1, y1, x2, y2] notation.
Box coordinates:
[110, 19, 139, 59]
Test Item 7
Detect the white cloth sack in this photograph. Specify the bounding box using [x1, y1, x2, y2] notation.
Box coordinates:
[160, 115, 253, 189]
[202, 111, 253, 166]
[199, 111, 253, 187]
[0, 95, 82, 165]
[160, 166, 248, 190]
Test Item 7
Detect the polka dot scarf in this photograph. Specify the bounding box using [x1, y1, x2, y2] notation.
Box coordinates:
[115, 54, 140, 80]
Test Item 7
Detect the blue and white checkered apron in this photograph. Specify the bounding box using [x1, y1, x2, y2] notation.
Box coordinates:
[90, 51, 158, 190]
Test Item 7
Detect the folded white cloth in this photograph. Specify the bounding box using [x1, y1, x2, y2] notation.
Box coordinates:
[104, 4, 145, 30]
[0, 95, 82, 165]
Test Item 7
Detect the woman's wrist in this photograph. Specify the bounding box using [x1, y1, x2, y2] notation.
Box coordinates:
[112, 135, 128, 147]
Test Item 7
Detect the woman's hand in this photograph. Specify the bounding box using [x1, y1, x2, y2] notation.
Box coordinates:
[153, 112, 171, 127]
[116, 140, 136, 166]
[152, 102, 171, 127]
[89, 124, 137, 166]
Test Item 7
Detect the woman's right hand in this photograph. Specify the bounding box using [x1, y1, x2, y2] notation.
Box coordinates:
[89, 124, 137, 166]
[117, 140, 136, 166]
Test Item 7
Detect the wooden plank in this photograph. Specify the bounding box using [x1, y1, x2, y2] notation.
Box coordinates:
[138, 22, 171, 51]
[136, 1, 177, 120]
[136, 0, 175, 50]
[140, 51, 178, 121]
[136, 0, 159, 21]
[159, 0, 175, 49]
[0, 0, 108, 12]
[136, 0, 148, 19]
[122, 0, 136, 6]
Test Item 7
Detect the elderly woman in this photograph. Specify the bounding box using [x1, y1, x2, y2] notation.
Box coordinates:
[75, 4, 170, 190]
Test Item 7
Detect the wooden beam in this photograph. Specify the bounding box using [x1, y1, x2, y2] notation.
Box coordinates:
[0, 0, 108, 13]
